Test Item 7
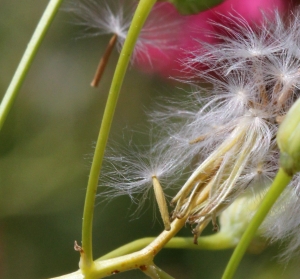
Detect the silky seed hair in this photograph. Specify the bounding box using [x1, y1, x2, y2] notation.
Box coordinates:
[66, 0, 187, 64]
[154, 8, 300, 249]
[148, 8, 300, 248]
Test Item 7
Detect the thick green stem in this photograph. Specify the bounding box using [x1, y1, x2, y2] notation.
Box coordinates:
[0, 0, 63, 131]
[222, 168, 292, 279]
[81, 0, 157, 270]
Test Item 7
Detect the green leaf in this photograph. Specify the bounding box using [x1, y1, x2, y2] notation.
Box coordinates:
[167, 0, 225, 15]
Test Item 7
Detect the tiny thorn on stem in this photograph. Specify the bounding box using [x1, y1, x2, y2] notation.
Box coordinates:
[91, 34, 118, 87]
[74, 241, 84, 253]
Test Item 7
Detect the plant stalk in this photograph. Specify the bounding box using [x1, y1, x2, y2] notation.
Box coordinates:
[221, 168, 292, 279]
[0, 0, 63, 131]
[80, 0, 157, 271]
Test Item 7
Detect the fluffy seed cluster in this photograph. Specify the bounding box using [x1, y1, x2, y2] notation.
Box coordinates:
[161, 11, 300, 234]
[165, 10, 300, 251]
[71, 1, 300, 259]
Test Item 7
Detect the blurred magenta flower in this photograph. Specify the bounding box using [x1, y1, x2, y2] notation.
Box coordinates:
[136, 0, 288, 77]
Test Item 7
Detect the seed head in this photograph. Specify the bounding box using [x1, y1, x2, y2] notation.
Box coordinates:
[151, 8, 300, 252]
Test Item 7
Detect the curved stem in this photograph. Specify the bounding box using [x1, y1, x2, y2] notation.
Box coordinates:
[91, 217, 186, 278]
[221, 168, 292, 279]
[0, 0, 63, 131]
[50, 218, 236, 279]
[166, 233, 236, 250]
[98, 233, 235, 261]
[98, 238, 156, 261]
[81, 0, 157, 270]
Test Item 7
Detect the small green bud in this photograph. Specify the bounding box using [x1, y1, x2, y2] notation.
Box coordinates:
[277, 98, 300, 175]
[219, 192, 267, 253]
[219, 194, 259, 242]
[166, 0, 224, 15]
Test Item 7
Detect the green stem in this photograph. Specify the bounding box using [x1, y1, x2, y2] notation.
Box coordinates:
[50, 216, 235, 279]
[81, 0, 157, 270]
[98, 233, 235, 261]
[0, 0, 63, 131]
[222, 168, 292, 279]
[98, 238, 155, 260]
[84, 217, 186, 278]
[144, 264, 175, 279]
[153, 267, 175, 279]
[165, 233, 236, 250]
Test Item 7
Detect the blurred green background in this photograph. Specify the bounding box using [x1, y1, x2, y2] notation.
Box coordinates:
[1, 1, 300, 278]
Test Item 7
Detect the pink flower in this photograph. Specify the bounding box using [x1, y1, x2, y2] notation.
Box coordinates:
[136, 0, 288, 77]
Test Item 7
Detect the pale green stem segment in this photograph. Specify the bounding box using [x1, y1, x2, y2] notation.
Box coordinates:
[153, 268, 175, 279]
[144, 263, 175, 279]
[0, 0, 63, 131]
[81, 217, 187, 278]
[81, 0, 157, 270]
[50, 230, 235, 279]
[98, 233, 235, 261]
[222, 168, 292, 279]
